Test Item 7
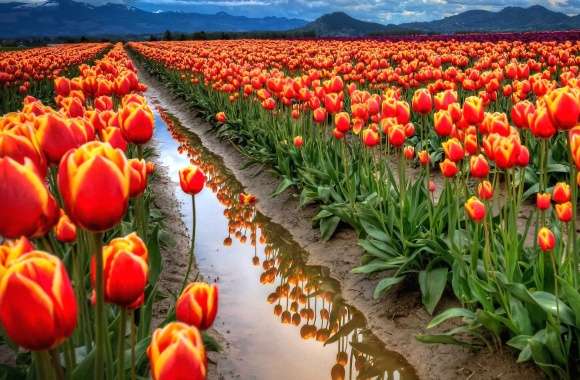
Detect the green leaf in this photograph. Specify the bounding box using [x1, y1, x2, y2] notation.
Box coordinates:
[319, 216, 340, 241]
[419, 267, 448, 315]
[373, 276, 405, 299]
[202, 332, 222, 352]
[530, 291, 575, 326]
[507, 335, 532, 351]
[415, 333, 471, 346]
[72, 348, 95, 380]
[148, 225, 162, 286]
[558, 277, 580, 326]
[271, 177, 294, 197]
[427, 308, 475, 329]
[352, 259, 395, 274]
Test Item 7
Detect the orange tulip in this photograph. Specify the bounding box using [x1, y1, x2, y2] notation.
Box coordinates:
[464, 196, 486, 222]
[552, 182, 570, 204]
[477, 180, 493, 200]
[463, 96, 484, 125]
[147, 322, 206, 380]
[176, 282, 218, 330]
[537, 227, 555, 252]
[0, 157, 59, 238]
[555, 202, 572, 223]
[442, 138, 464, 162]
[412, 88, 432, 114]
[54, 211, 77, 243]
[35, 112, 92, 164]
[91, 232, 148, 309]
[433, 110, 453, 137]
[0, 251, 77, 350]
[128, 158, 148, 198]
[118, 103, 154, 145]
[179, 165, 205, 195]
[469, 154, 489, 178]
[439, 159, 458, 178]
[545, 87, 579, 130]
[58, 141, 130, 232]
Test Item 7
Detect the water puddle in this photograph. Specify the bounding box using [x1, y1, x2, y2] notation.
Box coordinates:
[150, 99, 417, 380]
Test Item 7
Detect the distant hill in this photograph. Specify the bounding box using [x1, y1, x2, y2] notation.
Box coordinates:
[293, 12, 413, 37]
[0, 0, 308, 38]
[399, 5, 580, 33]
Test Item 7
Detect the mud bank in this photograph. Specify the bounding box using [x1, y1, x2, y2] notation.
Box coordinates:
[136, 61, 542, 380]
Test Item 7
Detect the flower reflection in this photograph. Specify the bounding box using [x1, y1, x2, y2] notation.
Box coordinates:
[158, 105, 417, 380]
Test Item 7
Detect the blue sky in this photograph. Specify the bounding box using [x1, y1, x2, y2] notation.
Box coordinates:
[5, 0, 580, 23]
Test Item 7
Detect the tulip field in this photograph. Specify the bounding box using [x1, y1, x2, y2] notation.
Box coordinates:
[0, 34, 579, 380]
[128, 37, 580, 378]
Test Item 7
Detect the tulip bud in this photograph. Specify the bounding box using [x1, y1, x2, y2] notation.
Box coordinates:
[118, 102, 154, 145]
[464, 196, 486, 222]
[146, 161, 155, 175]
[147, 322, 207, 380]
[516, 145, 530, 167]
[477, 180, 493, 200]
[469, 154, 489, 178]
[58, 141, 130, 232]
[536, 192, 551, 210]
[555, 202, 572, 223]
[552, 182, 571, 204]
[439, 159, 458, 178]
[428, 180, 436, 193]
[293, 135, 303, 149]
[0, 251, 77, 350]
[0, 157, 59, 238]
[537, 227, 555, 252]
[179, 165, 205, 195]
[54, 212, 77, 243]
[128, 158, 148, 198]
[176, 282, 218, 330]
[412, 89, 432, 114]
[215, 112, 227, 123]
[91, 232, 148, 309]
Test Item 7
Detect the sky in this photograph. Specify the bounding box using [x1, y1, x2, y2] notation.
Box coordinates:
[4, 0, 580, 23]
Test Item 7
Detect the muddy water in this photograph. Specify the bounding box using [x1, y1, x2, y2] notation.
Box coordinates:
[151, 101, 417, 380]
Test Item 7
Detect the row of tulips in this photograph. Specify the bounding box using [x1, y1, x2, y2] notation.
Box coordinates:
[159, 105, 415, 379]
[0, 43, 218, 380]
[131, 38, 580, 378]
[0, 43, 110, 114]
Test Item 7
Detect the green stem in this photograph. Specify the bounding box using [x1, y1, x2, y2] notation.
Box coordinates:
[130, 311, 136, 380]
[180, 194, 197, 294]
[49, 349, 65, 380]
[35, 351, 55, 380]
[117, 309, 127, 380]
[93, 232, 105, 380]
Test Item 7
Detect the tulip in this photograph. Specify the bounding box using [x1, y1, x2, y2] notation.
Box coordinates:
[511, 100, 535, 129]
[442, 138, 464, 162]
[118, 103, 154, 145]
[293, 135, 303, 149]
[0, 125, 47, 178]
[477, 180, 493, 200]
[147, 322, 207, 380]
[128, 158, 148, 198]
[552, 182, 570, 204]
[428, 180, 436, 193]
[529, 107, 556, 139]
[176, 282, 218, 330]
[555, 202, 573, 223]
[94, 96, 113, 111]
[91, 232, 148, 308]
[362, 128, 379, 147]
[54, 77, 71, 97]
[545, 87, 580, 130]
[537, 227, 555, 252]
[433, 110, 453, 137]
[412, 88, 432, 114]
[334, 112, 350, 133]
[464, 133, 478, 155]
[0, 157, 59, 239]
[434, 90, 457, 111]
[0, 237, 34, 278]
[440, 159, 458, 178]
[464, 196, 486, 222]
[0, 251, 77, 350]
[239, 193, 256, 205]
[493, 136, 519, 169]
[179, 165, 205, 195]
[215, 112, 227, 123]
[146, 161, 155, 175]
[418, 150, 430, 166]
[313, 107, 327, 124]
[54, 211, 77, 243]
[35, 112, 91, 164]
[388, 124, 405, 147]
[403, 146, 414, 160]
[470, 154, 489, 178]
[100, 127, 128, 152]
[536, 192, 551, 210]
[516, 145, 530, 167]
[463, 96, 484, 125]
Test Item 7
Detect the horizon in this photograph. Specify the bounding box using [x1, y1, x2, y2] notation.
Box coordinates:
[2, 0, 580, 24]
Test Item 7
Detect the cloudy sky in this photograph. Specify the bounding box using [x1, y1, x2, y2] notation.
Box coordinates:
[5, 0, 580, 23]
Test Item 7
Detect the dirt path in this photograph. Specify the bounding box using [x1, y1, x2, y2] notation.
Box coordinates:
[136, 60, 543, 380]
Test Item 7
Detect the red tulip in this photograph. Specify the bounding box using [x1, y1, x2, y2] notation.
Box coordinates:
[440, 159, 458, 178]
[54, 211, 77, 243]
[552, 182, 570, 204]
[463, 96, 484, 125]
[293, 135, 303, 149]
[537, 227, 555, 252]
[128, 158, 148, 198]
[118, 102, 154, 145]
[464, 196, 486, 222]
[434, 110, 453, 137]
[477, 180, 493, 200]
[362, 128, 379, 147]
[334, 112, 350, 133]
[388, 124, 405, 147]
[442, 138, 464, 162]
[545, 87, 579, 130]
[555, 202, 572, 223]
[412, 89, 432, 114]
[179, 165, 205, 195]
[176, 282, 218, 330]
[536, 192, 551, 210]
[469, 154, 489, 178]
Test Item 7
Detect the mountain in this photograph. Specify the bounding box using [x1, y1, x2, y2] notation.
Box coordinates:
[0, 0, 308, 38]
[398, 5, 580, 33]
[294, 12, 410, 37]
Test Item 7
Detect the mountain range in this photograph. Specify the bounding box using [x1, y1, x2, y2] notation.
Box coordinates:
[0, 1, 578, 39]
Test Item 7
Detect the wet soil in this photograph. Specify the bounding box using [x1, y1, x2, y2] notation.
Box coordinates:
[135, 60, 544, 380]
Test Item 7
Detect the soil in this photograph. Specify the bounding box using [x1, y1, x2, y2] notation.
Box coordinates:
[136, 60, 544, 380]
